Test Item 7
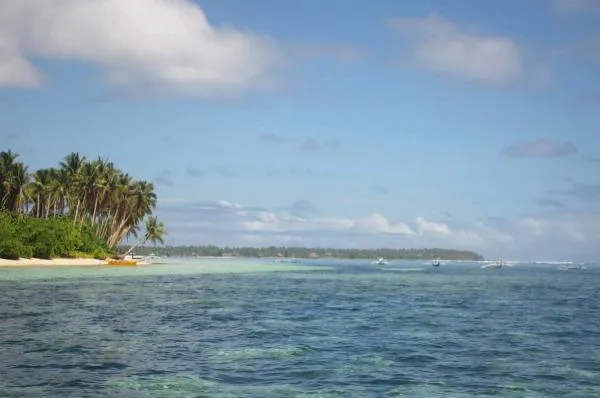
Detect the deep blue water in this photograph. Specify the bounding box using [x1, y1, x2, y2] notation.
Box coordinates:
[1, 260, 600, 397]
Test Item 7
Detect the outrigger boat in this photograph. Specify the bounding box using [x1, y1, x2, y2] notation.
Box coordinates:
[106, 257, 139, 266]
[372, 257, 389, 265]
[482, 259, 506, 269]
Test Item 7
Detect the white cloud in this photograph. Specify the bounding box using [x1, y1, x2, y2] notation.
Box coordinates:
[389, 13, 523, 84]
[518, 213, 596, 243]
[239, 212, 415, 237]
[519, 217, 549, 236]
[0, 36, 42, 87]
[353, 213, 415, 235]
[510, 211, 600, 260]
[472, 221, 514, 245]
[216, 200, 242, 210]
[156, 199, 600, 261]
[160, 200, 508, 252]
[415, 216, 452, 235]
[312, 217, 356, 231]
[0, 0, 280, 96]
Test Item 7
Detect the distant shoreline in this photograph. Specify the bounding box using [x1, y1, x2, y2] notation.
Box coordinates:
[124, 245, 484, 261]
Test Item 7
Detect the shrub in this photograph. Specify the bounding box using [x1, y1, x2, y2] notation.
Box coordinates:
[0, 212, 115, 260]
[0, 239, 33, 260]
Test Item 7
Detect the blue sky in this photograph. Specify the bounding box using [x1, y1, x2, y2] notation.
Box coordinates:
[1, 0, 599, 260]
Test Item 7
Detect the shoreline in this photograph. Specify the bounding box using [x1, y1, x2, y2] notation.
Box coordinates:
[0, 258, 148, 267]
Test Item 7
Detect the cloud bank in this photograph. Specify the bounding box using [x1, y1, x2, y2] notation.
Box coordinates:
[155, 198, 600, 261]
[389, 13, 523, 84]
[0, 0, 280, 97]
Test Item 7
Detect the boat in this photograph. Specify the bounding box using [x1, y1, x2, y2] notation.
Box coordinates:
[482, 259, 506, 269]
[559, 263, 585, 271]
[146, 253, 167, 264]
[372, 257, 389, 265]
[432, 258, 441, 267]
[275, 254, 298, 264]
[106, 258, 139, 266]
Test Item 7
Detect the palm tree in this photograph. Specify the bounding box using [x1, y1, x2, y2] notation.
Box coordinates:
[145, 216, 165, 247]
[6, 162, 30, 214]
[60, 152, 86, 176]
[103, 173, 132, 244]
[107, 180, 156, 248]
[30, 169, 52, 218]
[2, 149, 164, 250]
[124, 216, 165, 256]
[90, 157, 113, 226]
[50, 168, 69, 216]
[60, 152, 86, 223]
[96, 166, 122, 239]
[0, 150, 20, 210]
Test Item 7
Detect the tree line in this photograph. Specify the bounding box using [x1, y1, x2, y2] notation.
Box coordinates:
[0, 150, 165, 259]
[127, 245, 484, 261]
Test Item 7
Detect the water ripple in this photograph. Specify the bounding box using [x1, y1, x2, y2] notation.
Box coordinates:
[1, 261, 600, 396]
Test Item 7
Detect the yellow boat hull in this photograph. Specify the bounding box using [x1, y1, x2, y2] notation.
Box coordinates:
[106, 259, 139, 266]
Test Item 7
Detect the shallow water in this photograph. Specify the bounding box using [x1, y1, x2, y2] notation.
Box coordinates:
[1, 259, 599, 397]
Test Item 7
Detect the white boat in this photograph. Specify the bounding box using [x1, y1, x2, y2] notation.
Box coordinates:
[372, 257, 389, 265]
[275, 255, 297, 264]
[482, 259, 506, 269]
[125, 254, 152, 264]
[559, 263, 585, 271]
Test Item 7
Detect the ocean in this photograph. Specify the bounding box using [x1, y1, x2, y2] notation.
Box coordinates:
[1, 259, 599, 397]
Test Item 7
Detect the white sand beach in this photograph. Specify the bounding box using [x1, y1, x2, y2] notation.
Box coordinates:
[0, 258, 108, 267]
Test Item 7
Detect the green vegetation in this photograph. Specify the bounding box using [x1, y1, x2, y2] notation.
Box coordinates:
[0, 150, 165, 259]
[124, 216, 166, 256]
[126, 245, 484, 261]
[0, 213, 111, 259]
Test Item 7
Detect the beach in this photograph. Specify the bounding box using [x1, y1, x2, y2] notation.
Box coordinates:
[0, 258, 111, 267]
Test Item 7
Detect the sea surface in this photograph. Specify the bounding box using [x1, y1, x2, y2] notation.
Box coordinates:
[1, 259, 599, 397]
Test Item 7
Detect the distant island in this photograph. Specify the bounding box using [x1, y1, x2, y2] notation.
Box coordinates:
[126, 245, 484, 261]
[0, 150, 164, 261]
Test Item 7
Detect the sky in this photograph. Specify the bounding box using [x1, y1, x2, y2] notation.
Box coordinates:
[1, 0, 599, 261]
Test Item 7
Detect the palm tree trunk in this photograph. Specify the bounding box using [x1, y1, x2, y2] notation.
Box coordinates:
[108, 216, 130, 248]
[79, 197, 88, 228]
[99, 210, 114, 239]
[124, 236, 146, 256]
[92, 195, 99, 226]
[45, 198, 51, 218]
[73, 198, 81, 225]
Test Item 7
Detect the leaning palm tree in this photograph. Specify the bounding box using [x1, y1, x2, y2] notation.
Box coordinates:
[123, 216, 165, 256]
[107, 179, 156, 248]
[145, 216, 165, 248]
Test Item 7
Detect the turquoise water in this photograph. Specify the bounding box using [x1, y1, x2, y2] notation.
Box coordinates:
[1, 259, 599, 397]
